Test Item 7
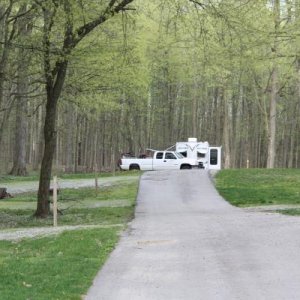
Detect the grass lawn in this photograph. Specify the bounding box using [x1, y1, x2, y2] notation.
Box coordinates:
[0, 228, 119, 300]
[215, 168, 300, 207]
[0, 182, 138, 229]
[0, 177, 139, 299]
[0, 170, 141, 184]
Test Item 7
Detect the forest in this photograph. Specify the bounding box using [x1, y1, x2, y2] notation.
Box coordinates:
[0, 0, 299, 206]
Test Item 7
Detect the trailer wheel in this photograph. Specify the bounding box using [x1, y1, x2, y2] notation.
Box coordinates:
[180, 164, 191, 170]
[129, 164, 140, 171]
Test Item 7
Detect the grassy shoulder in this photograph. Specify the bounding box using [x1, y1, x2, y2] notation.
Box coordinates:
[215, 169, 300, 207]
[0, 228, 119, 300]
[0, 182, 138, 229]
[0, 178, 139, 299]
[0, 170, 141, 184]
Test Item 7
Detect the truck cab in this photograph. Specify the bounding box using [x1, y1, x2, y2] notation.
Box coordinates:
[152, 151, 194, 170]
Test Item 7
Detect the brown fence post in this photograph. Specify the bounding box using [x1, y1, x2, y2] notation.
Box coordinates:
[53, 176, 58, 227]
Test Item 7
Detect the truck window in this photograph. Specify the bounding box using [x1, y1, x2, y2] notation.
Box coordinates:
[175, 152, 184, 159]
[180, 151, 187, 157]
[156, 152, 164, 159]
[165, 152, 176, 159]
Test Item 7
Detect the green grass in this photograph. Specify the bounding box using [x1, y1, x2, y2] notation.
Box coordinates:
[0, 170, 141, 184]
[0, 228, 119, 300]
[215, 169, 300, 207]
[0, 206, 135, 229]
[0, 179, 140, 299]
[0, 182, 138, 229]
[280, 208, 300, 216]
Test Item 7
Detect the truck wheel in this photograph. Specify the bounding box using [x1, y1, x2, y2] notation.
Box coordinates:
[129, 164, 140, 171]
[180, 164, 191, 170]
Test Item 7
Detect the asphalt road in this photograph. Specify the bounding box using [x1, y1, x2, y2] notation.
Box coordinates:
[85, 170, 300, 300]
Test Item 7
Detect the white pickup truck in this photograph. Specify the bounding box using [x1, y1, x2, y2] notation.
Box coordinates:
[119, 151, 199, 171]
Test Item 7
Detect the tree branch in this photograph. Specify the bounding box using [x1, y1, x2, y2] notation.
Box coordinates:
[74, 0, 134, 46]
[188, 0, 206, 9]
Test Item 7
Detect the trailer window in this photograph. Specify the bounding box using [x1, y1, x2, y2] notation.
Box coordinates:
[198, 153, 205, 158]
[156, 152, 163, 159]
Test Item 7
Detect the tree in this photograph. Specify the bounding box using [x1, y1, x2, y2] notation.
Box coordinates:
[0, 1, 18, 146]
[10, 4, 32, 176]
[267, 0, 280, 168]
[35, 0, 134, 218]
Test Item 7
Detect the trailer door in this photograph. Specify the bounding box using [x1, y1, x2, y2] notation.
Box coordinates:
[208, 147, 222, 170]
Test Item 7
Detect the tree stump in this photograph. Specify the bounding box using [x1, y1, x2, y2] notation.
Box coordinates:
[0, 188, 12, 199]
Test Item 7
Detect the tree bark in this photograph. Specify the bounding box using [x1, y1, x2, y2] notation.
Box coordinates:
[35, 67, 66, 217]
[10, 5, 31, 176]
[267, 67, 277, 168]
[0, 2, 15, 146]
[267, 0, 280, 168]
[222, 88, 231, 169]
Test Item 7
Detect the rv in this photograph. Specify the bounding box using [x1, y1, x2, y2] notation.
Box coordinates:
[173, 138, 222, 170]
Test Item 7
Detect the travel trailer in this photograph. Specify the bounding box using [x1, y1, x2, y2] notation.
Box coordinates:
[172, 138, 222, 170]
[119, 138, 221, 171]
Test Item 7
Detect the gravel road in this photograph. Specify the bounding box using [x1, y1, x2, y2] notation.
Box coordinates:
[3, 175, 138, 195]
[85, 169, 300, 300]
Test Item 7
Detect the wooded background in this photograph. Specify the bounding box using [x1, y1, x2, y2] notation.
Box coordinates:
[1, 0, 300, 176]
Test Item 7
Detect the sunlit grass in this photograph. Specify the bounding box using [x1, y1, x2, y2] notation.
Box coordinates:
[0, 182, 138, 229]
[0, 228, 119, 300]
[0, 170, 141, 184]
[0, 177, 140, 299]
[215, 169, 300, 207]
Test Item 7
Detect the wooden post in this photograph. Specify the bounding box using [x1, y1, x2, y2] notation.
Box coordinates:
[94, 129, 99, 196]
[95, 163, 99, 196]
[112, 152, 115, 176]
[53, 176, 58, 227]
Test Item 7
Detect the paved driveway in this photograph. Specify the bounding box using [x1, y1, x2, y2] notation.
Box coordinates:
[85, 170, 300, 300]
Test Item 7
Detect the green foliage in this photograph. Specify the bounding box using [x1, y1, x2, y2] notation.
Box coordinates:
[216, 169, 300, 207]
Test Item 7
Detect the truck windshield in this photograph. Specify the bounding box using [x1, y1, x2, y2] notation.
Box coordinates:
[175, 152, 184, 159]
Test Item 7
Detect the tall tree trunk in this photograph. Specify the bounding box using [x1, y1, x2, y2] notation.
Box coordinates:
[10, 5, 31, 176]
[267, 67, 278, 168]
[0, 2, 14, 146]
[10, 92, 28, 175]
[267, 0, 280, 168]
[222, 88, 231, 169]
[35, 85, 63, 217]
